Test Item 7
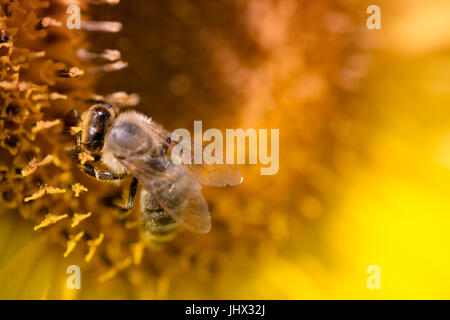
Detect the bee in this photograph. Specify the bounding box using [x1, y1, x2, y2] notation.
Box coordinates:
[65, 102, 242, 244]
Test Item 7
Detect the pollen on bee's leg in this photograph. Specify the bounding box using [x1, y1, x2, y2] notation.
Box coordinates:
[34, 213, 68, 231]
[63, 231, 85, 258]
[70, 126, 82, 136]
[85, 233, 104, 262]
[131, 241, 145, 265]
[90, 60, 128, 74]
[78, 152, 94, 165]
[55, 67, 84, 78]
[21, 154, 54, 177]
[34, 17, 62, 31]
[24, 185, 66, 202]
[71, 212, 92, 227]
[72, 183, 88, 198]
[77, 48, 121, 62]
[81, 21, 122, 33]
[98, 256, 132, 282]
[31, 119, 61, 134]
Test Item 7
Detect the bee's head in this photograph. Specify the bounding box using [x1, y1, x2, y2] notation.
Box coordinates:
[81, 102, 117, 155]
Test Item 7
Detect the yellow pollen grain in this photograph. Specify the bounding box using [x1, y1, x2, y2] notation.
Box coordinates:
[70, 126, 82, 135]
[71, 212, 92, 227]
[69, 67, 84, 78]
[41, 17, 62, 28]
[72, 183, 88, 198]
[85, 233, 104, 262]
[63, 231, 85, 258]
[33, 213, 68, 231]
[98, 256, 132, 282]
[24, 185, 66, 202]
[21, 154, 54, 177]
[32, 119, 61, 134]
[78, 152, 94, 165]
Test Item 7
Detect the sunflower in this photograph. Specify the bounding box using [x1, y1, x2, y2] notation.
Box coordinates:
[2, 0, 449, 300]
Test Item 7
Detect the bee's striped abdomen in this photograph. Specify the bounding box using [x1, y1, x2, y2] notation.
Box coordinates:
[139, 189, 178, 244]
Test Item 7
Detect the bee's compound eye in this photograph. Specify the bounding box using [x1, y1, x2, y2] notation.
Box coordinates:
[110, 122, 145, 151]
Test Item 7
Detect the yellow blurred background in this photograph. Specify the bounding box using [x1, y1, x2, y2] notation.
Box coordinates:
[1, 0, 450, 299]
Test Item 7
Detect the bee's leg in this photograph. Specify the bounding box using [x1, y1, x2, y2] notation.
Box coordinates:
[65, 109, 124, 180]
[81, 162, 127, 181]
[63, 108, 83, 146]
[71, 147, 102, 164]
[103, 177, 138, 218]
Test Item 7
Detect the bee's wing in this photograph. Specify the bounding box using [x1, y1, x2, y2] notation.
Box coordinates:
[188, 162, 242, 187]
[146, 121, 242, 187]
[147, 120, 174, 147]
[120, 156, 211, 233]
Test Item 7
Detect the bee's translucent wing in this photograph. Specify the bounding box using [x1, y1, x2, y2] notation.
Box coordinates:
[121, 156, 211, 233]
[146, 120, 243, 187]
[146, 120, 175, 147]
[188, 163, 242, 187]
